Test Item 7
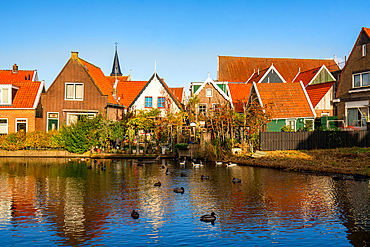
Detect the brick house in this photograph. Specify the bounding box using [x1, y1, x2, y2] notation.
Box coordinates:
[41, 52, 124, 131]
[0, 64, 44, 134]
[336, 27, 370, 130]
[189, 74, 230, 116]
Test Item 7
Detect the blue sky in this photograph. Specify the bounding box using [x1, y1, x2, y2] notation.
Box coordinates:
[1, 0, 370, 91]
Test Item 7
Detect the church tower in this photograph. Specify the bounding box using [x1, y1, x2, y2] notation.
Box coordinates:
[110, 43, 122, 76]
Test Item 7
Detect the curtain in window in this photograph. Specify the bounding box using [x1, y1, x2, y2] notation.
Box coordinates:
[347, 108, 359, 126]
[362, 73, 369, 86]
[2, 88, 8, 103]
[66, 84, 74, 99]
[75, 84, 83, 99]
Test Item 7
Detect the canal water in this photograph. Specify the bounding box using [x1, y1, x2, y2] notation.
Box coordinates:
[0, 157, 369, 246]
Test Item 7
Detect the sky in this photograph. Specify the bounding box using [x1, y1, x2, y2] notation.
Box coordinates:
[1, 0, 370, 93]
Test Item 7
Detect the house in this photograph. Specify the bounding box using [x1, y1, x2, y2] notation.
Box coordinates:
[336, 27, 370, 130]
[248, 82, 316, 131]
[117, 72, 183, 116]
[0, 64, 44, 134]
[189, 74, 230, 115]
[217, 56, 340, 83]
[293, 65, 336, 117]
[41, 51, 124, 131]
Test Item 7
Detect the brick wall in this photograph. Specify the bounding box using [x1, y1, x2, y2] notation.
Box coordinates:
[196, 83, 229, 109]
[0, 109, 36, 133]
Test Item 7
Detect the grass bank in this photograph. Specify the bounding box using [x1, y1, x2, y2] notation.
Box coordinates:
[230, 147, 370, 176]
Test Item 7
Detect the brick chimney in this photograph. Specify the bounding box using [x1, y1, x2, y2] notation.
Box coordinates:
[12, 63, 18, 73]
[71, 51, 79, 60]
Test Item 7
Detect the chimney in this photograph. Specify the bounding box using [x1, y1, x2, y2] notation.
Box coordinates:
[257, 68, 259, 76]
[12, 63, 18, 73]
[71, 51, 79, 60]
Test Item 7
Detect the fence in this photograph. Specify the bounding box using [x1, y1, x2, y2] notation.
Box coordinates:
[260, 130, 370, 151]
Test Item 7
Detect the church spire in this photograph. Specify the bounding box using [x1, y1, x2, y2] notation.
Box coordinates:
[110, 42, 122, 76]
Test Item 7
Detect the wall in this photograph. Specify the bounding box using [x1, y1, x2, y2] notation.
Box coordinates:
[266, 119, 286, 132]
[41, 58, 108, 131]
[196, 83, 229, 110]
[0, 109, 36, 133]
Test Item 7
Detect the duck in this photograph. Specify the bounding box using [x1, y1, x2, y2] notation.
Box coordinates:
[200, 212, 217, 222]
[101, 166, 106, 171]
[131, 210, 139, 219]
[201, 175, 209, 180]
[215, 161, 223, 165]
[166, 168, 172, 175]
[173, 187, 185, 194]
[232, 178, 241, 183]
[154, 181, 161, 187]
[87, 165, 92, 169]
[180, 172, 187, 177]
[227, 162, 237, 167]
[93, 159, 97, 164]
[98, 161, 103, 166]
[179, 160, 186, 166]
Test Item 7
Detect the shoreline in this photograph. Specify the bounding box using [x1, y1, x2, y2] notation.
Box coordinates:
[229, 147, 370, 177]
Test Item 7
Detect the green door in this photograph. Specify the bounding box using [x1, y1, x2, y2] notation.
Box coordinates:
[48, 119, 58, 131]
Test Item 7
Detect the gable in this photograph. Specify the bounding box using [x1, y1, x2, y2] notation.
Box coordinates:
[306, 81, 335, 107]
[310, 67, 335, 85]
[218, 56, 340, 83]
[260, 68, 284, 83]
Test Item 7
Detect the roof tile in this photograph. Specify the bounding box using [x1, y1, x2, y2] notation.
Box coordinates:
[306, 81, 335, 107]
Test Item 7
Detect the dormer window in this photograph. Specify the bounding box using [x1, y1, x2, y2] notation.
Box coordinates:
[0, 87, 10, 104]
[362, 44, 366, 57]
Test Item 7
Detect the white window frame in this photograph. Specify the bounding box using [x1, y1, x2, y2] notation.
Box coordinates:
[362, 44, 366, 57]
[286, 119, 296, 131]
[0, 85, 12, 105]
[353, 71, 370, 88]
[47, 112, 59, 131]
[66, 112, 96, 125]
[206, 88, 213, 97]
[198, 103, 207, 116]
[15, 118, 27, 133]
[65, 83, 84, 101]
[0, 118, 8, 135]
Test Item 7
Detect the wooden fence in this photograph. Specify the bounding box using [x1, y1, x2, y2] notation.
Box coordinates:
[260, 130, 370, 151]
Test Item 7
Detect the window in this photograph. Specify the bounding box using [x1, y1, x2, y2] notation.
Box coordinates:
[362, 44, 366, 57]
[353, 72, 370, 88]
[65, 83, 83, 100]
[0, 119, 8, 135]
[206, 89, 213, 97]
[47, 112, 59, 131]
[0, 88, 9, 104]
[347, 108, 368, 127]
[16, 119, 27, 133]
[145, 97, 152, 108]
[286, 119, 295, 131]
[212, 103, 219, 110]
[304, 119, 314, 130]
[67, 113, 96, 125]
[198, 104, 207, 116]
[158, 97, 165, 108]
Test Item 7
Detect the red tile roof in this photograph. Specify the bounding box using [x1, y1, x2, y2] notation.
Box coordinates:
[0, 81, 43, 108]
[306, 81, 335, 107]
[363, 27, 370, 38]
[116, 81, 147, 107]
[169, 87, 184, 104]
[228, 83, 252, 112]
[246, 67, 269, 83]
[78, 58, 118, 105]
[255, 82, 314, 118]
[293, 66, 322, 86]
[106, 75, 129, 87]
[218, 56, 340, 83]
[0, 69, 36, 86]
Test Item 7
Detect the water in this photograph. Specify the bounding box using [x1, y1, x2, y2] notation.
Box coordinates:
[0, 157, 369, 246]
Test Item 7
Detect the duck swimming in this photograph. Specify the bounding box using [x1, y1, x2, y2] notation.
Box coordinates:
[131, 210, 139, 219]
[166, 168, 172, 175]
[173, 187, 185, 194]
[215, 161, 222, 165]
[227, 162, 237, 167]
[200, 212, 217, 222]
[201, 175, 209, 180]
[154, 181, 161, 187]
[232, 178, 241, 183]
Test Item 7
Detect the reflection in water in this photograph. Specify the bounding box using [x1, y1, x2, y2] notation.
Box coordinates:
[0, 157, 369, 246]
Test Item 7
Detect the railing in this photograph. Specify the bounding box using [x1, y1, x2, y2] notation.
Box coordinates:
[260, 130, 370, 151]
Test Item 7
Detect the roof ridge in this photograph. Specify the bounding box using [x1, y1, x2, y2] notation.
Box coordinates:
[220, 55, 335, 61]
